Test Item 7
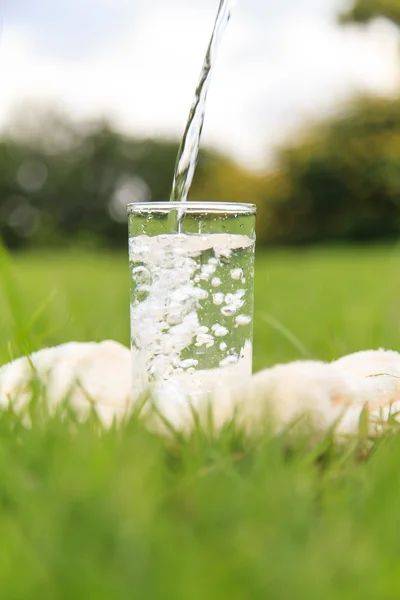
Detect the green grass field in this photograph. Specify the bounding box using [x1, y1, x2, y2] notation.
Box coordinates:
[1, 245, 400, 598]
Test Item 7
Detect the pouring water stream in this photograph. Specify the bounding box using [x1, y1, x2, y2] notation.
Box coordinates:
[170, 0, 236, 230]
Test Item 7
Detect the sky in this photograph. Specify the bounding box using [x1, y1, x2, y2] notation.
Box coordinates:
[0, 0, 399, 168]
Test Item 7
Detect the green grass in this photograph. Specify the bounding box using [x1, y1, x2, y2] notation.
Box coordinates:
[1, 245, 400, 598]
[2, 244, 400, 367]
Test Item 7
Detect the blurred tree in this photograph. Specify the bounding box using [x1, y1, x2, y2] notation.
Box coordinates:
[190, 155, 268, 242]
[0, 116, 178, 249]
[258, 96, 400, 244]
[339, 0, 400, 27]
[0, 109, 265, 249]
[255, 0, 400, 246]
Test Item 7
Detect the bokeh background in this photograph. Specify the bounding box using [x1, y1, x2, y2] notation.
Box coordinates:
[0, 0, 399, 249]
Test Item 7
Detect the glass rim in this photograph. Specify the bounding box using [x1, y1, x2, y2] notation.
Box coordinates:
[127, 201, 256, 215]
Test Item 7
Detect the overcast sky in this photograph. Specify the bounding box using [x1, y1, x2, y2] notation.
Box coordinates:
[0, 0, 399, 168]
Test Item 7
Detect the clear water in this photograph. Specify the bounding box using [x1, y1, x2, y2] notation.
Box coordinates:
[129, 232, 254, 399]
[170, 0, 236, 206]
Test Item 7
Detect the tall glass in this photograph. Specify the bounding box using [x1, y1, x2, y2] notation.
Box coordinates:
[128, 202, 256, 408]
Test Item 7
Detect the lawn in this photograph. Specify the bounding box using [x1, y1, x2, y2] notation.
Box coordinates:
[2, 244, 400, 367]
[1, 245, 400, 598]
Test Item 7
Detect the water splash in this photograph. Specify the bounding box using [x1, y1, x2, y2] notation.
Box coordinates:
[170, 0, 236, 204]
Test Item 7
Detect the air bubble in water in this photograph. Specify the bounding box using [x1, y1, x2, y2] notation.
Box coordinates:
[231, 268, 243, 280]
[235, 314, 252, 326]
[202, 264, 216, 277]
[221, 304, 237, 317]
[219, 354, 238, 367]
[213, 293, 224, 306]
[195, 288, 209, 300]
[195, 333, 215, 347]
[180, 358, 199, 369]
[132, 266, 151, 286]
[212, 324, 228, 337]
[196, 326, 209, 334]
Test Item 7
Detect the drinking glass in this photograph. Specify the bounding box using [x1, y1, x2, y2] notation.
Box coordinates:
[128, 201, 256, 406]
